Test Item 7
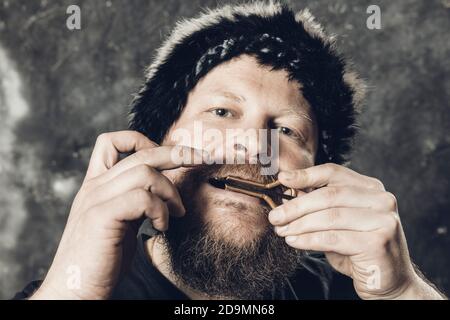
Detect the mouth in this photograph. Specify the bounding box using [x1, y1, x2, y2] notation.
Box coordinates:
[181, 164, 292, 209]
[207, 175, 294, 209]
[205, 179, 265, 206]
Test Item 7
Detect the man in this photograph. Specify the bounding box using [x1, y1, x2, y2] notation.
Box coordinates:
[16, 1, 445, 299]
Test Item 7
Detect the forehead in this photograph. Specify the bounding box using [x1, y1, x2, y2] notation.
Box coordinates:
[188, 55, 311, 112]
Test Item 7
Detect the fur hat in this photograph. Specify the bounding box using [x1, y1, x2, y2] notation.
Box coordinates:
[129, 1, 366, 164]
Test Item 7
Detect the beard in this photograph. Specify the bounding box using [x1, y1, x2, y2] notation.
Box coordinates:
[162, 164, 306, 299]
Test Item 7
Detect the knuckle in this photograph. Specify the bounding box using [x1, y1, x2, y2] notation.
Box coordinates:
[368, 177, 385, 190]
[132, 188, 151, 205]
[325, 163, 339, 174]
[152, 217, 168, 231]
[323, 231, 339, 245]
[383, 192, 398, 210]
[326, 208, 341, 227]
[300, 170, 312, 186]
[95, 132, 109, 145]
[383, 213, 400, 233]
[131, 131, 158, 148]
[130, 130, 144, 140]
[141, 191, 167, 217]
[324, 187, 338, 203]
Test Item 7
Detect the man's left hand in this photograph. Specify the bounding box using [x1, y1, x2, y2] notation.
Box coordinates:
[270, 163, 444, 299]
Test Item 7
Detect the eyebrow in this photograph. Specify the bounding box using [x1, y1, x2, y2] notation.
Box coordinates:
[278, 108, 313, 123]
[214, 90, 246, 103]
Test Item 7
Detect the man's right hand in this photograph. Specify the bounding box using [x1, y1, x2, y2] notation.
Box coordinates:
[30, 131, 203, 299]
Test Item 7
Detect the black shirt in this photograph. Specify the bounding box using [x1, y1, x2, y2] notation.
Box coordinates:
[13, 233, 359, 300]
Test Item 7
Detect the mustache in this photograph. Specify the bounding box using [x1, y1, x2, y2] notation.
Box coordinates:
[178, 164, 278, 186]
[175, 164, 281, 215]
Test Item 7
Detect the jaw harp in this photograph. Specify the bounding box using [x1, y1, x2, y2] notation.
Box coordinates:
[208, 176, 296, 209]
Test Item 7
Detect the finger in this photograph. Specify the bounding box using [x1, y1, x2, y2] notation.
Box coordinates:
[85, 131, 158, 181]
[88, 189, 169, 232]
[87, 164, 185, 217]
[269, 186, 392, 226]
[284, 230, 373, 256]
[278, 163, 385, 191]
[274, 208, 397, 237]
[94, 145, 208, 185]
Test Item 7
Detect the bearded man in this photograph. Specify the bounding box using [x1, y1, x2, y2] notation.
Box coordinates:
[16, 2, 445, 300]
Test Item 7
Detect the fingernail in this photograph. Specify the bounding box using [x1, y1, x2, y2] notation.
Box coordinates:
[275, 225, 288, 235]
[286, 236, 297, 243]
[279, 171, 294, 180]
[269, 208, 285, 224]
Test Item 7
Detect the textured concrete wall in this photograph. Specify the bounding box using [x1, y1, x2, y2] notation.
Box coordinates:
[0, 0, 449, 299]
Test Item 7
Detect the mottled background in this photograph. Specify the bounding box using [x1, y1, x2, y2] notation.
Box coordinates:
[0, 0, 449, 299]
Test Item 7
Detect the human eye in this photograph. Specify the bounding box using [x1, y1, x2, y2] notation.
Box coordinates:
[278, 126, 293, 136]
[277, 126, 306, 143]
[209, 107, 233, 118]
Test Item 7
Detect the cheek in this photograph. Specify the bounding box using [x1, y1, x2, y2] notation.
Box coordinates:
[278, 145, 315, 172]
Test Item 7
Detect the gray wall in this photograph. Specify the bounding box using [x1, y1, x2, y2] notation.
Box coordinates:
[0, 0, 449, 299]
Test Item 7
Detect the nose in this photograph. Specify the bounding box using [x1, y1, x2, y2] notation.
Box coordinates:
[223, 120, 275, 165]
[231, 142, 254, 164]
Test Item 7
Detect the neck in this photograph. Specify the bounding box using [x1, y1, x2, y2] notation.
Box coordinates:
[145, 236, 232, 300]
